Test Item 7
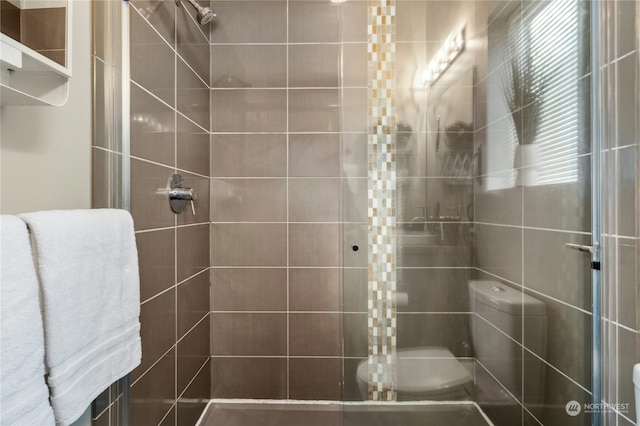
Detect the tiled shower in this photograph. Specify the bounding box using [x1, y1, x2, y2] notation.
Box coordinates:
[93, 0, 212, 423]
[91, 0, 640, 425]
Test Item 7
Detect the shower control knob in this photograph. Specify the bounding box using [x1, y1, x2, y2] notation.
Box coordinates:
[169, 187, 195, 201]
[168, 174, 197, 215]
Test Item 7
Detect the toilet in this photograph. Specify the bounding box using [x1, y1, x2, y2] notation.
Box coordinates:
[471, 280, 547, 413]
[355, 280, 547, 402]
[356, 347, 474, 401]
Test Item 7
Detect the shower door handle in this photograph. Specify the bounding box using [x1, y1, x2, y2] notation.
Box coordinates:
[564, 243, 596, 254]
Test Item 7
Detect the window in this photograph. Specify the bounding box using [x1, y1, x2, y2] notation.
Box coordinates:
[485, 0, 583, 189]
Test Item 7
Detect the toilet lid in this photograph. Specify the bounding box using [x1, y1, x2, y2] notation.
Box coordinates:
[356, 347, 472, 393]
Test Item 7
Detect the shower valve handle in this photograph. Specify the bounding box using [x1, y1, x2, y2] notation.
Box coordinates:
[170, 187, 196, 215]
[169, 187, 195, 201]
[168, 174, 197, 215]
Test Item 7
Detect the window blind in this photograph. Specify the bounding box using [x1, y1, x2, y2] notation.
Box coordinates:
[509, 0, 580, 185]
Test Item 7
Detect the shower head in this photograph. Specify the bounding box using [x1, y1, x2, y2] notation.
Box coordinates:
[196, 6, 216, 25]
[176, 0, 216, 25]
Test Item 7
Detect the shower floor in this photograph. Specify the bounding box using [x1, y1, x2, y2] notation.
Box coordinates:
[197, 400, 493, 426]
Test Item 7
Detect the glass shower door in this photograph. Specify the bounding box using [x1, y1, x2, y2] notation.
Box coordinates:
[341, 0, 599, 425]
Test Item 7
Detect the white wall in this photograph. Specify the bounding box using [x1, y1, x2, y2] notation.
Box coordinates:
[0, 0, 92, 215]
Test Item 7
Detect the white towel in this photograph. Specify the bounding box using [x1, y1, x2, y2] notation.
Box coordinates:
[0, 215, 55, 426]
[20, 209, 142, 426]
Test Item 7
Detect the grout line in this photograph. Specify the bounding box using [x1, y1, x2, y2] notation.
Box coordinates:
[94, 55, 121, 74]
[177, 109, 210, 134]
[471, 359, 524, 412]
[285, 0, 291, 400]
[209, 355, 346, 359]
[210, 176, 364, 179]
[209, 311, 468, 315]
[176, 267, 210, 287]
[130, 78, 174, 109]
[173, 9, 179, 413]
[140, 280, 173, 306]
[175, 222, 211, 230]
[522, 405, 544, 426]
[609, 143, 640, 152]
[135, 226, 178, 234]
[92, 145, 123, 156]
[615, 409, 636, 425]
[207, 265, 473, 270]
[177, 353, 211, 400]
[195, 400, 214, 426]
[211, 131, 364, 135]
[175, 167, 209, 179]
[475, 268, 593, 316]
[141, 266, 209, 305]
[209, 86, 368, 91]
[131, 154, 218, 181]
[208, 310, 471, 314]
[210, 221, 358, 224]
[93, 402, 111, 420]
[210, 41, 368, 46]
[131, 5, 174, 53]
[473, 221, 592, 235]
[209, 355, 290, 359]
[129, 154, 174, 170]
[477, 314, 593, 396]
[156, 401, 176, 426]
[131, 74, 209, 134]
[601, 318, 640, 334]
[607, 49, 639, 66]
[130, 344, 176, 388]
[176, 50, 210, 92]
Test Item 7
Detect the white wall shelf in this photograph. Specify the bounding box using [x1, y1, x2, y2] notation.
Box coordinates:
[0, 6, 72, 107]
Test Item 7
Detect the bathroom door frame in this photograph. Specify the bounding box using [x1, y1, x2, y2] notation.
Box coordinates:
[121, 0, 132, 424]
[590, 0, 602, 425]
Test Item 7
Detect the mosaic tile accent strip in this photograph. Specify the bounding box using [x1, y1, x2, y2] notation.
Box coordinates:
[367, 0, 397, 402]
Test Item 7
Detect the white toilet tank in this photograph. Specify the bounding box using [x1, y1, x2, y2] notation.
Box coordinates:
[470, 281, 547, 405]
